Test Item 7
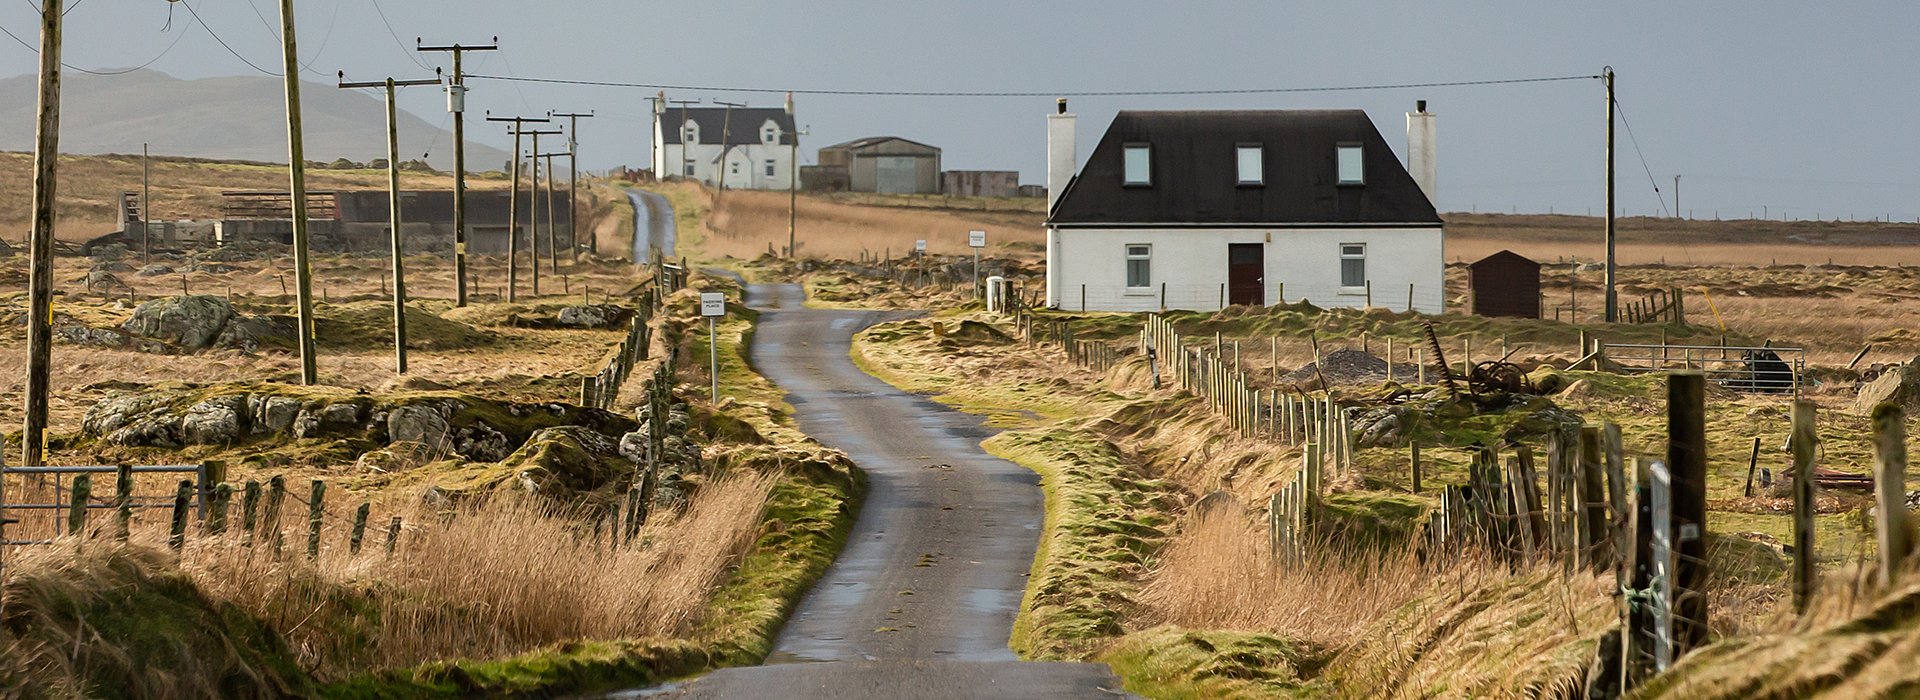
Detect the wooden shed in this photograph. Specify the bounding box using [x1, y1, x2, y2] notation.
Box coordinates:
[1469, 250, 1541, 318]
[817, 136, 942, 194]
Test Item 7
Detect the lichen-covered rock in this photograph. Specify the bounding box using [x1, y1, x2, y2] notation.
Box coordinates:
[120, 295, 233, 349]
[248, 395, 301, 435]
[215, 315, 296, 352]
[618, 429, 650, 463]
[136, 263, 174, 277]
[87, 270, 128, 293]
[388, 402, 454, 448]
[82, 393, 173, 437]
[554, 304, 634, 329]
[1854, 358, 1920, 417]
[181, 396, 247, 444]
[503, 426, 635, 499]
[56, 323, 130, 348]
[453, 422, 512, 462]
[1353, 406, 1413, 448]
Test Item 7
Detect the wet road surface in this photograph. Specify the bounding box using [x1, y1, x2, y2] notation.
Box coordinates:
[626, 283, 1133, 699]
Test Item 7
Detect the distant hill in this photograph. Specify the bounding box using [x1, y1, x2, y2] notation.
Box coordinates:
[0, 70, 508, 172]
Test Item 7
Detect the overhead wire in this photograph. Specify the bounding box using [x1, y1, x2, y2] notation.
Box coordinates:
[0, 7, 190, 76]
[1613, 97, 1671, 217]
[175, 0, 279, 76]
[461, 73, 1600, 98]
[366, 0, 431, 70]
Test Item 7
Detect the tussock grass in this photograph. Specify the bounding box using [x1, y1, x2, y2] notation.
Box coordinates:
[181, 471, 777, 675]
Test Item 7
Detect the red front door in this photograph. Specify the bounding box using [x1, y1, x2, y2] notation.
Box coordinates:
[1228, 243, 1264, 307]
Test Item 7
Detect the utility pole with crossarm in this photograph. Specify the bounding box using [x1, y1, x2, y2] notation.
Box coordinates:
[550, 111, 594, 260]
[417, 38, 497, 307]
[339, 70, 442, 375]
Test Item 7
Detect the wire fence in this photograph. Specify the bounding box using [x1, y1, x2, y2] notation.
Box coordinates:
[1049, 282, 1449, 314]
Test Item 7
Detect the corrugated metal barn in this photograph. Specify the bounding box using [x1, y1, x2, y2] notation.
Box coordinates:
[817, 136, 942, 194]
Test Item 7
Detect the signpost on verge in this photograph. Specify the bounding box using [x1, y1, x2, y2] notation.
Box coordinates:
[969, 229, 987, 299]
[701, 292, 726, 403]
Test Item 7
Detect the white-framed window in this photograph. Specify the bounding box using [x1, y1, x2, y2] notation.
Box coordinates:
[763, 127, 777, 143]
[1126, 244, 1152, 288]
[1337, 144, 1364, 185]
[1340, 243, 1367, 288]
[1236, 144, 1263, 185]
[765, 160, 777, 177]
[684, 160, 696, 176]
[730, 161, 741, 175]
[683, 122, 699, 144]
[1123, 144, 1152, 186]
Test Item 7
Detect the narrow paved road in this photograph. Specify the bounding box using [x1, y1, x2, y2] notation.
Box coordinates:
[628, 283, 1132, 699]
[628, 189, 677, 261]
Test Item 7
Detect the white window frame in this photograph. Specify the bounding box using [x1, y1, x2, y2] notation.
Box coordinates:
[1337, 144, 1365, 185]
[1236, 144, 1264, 186]
[1340, 243, 1367, 291]
[1125, 243, 1153, 291]
[730, 160, 741, 175]
[765, 159, 777, 177]
[1123, 143, 1152, 186]
[683, 123, 699, 144]
[683, 160, 696, 176]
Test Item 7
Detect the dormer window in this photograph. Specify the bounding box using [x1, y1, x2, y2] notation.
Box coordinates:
[1236, 144, 1263, 186]
[1337, 144, 1364, 185]
[1123, 144, 1151, 186]
[763, 124, 778, 144]
[683, 122, 699, 144]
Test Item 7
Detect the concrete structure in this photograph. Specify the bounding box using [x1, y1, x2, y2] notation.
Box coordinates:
[1045, 103, 1445, 314]
[1469, 250, 1541, 319]
[942, 170, 1021, 198]
[653, 106, 797, 190]
[217, 190, 572, 255]
[1407, 100, 1438, 204]
[817, 136, 942, 194]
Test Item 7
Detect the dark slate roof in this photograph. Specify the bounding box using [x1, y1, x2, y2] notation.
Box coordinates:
[1049, 110, 1441, 227]
[820, 135, 941, 153]
[659, 107, 795, 146]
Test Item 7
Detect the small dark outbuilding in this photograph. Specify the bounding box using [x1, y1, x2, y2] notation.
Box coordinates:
[1469, 250, 1541, 319]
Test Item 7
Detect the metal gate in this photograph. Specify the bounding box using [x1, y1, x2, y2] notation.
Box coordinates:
[1602, 343, 1804, 395]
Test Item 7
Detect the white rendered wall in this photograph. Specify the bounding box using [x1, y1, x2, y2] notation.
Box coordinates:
[1048, 227, 1446, 314]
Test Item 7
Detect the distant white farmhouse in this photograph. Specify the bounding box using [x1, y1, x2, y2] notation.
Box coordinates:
[1045, 102, 1445, 314]
[653, 106, 798, 190]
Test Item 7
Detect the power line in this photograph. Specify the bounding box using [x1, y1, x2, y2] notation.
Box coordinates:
[366, 0, 430, 70]
[1614, 97, 1671, 217]
[463, 73, 1600, 98]
[0, 13, 189, 75]
[176, 0, 279, 76]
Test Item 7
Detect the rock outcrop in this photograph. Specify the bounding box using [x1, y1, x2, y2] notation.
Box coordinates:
[1854, 357, 1920, 416]
[120, 295, 233, 349]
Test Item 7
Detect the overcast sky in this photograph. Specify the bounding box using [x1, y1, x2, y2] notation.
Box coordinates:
[3, 1, 1916, 219]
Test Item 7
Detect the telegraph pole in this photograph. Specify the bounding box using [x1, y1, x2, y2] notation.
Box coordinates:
[668, 98, 701, 184]
[713, 100, 745, 197]
[1603, 67, 1618, 324]
[539, 150, 562, 275]
[142, 143, 151, 264]
[550, 111, 593, 260]
[340, 71, 441, 375]
[525, 128, 561, 295]
[22, 0, 61, 468]
[417, 38, 498, 307]
[1674, 175, 1681, 219]
[486, 114, 550, 302]
[785, 93, 799, 258]
[279, 0, 319, 385]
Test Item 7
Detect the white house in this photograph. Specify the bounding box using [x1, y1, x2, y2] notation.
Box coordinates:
[653, 106, 798, 190]
[1045, 102, 1445, 314]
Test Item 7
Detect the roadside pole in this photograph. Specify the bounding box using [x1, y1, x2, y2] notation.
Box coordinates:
[969, 229, 987, 300]
[550, 111, 594, 261]
[141, 143, 151, 264]
[338, 71, 441, 375]
[279, 0, 319, 385]
[485, 114, 552, 303]
[22, 0, 61, 468]
[701, 292, 726, 403]
[417, 38, 499, 307]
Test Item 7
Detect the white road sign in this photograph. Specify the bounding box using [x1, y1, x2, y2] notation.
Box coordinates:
[915, 239, 927, 253]
[700, 292, 726, 317]
[969, 230, 987, 248]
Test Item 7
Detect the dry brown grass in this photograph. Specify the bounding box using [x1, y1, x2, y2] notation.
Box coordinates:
[180, 469, 775, 674]
[699, 188, 1044, 261]
[1140, 509, 1433, 645]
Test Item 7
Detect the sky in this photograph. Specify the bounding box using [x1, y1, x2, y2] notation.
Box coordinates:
[2, 1, 1917, 220]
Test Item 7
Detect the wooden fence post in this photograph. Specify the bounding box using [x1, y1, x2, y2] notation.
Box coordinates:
[114, 464, 133, 542]
[1411, 442, 1423, 494]
[1578, 426, 1611, 570]
[385, 516, 402, 556]
[208, 483, 232, 536]
[67, 474, 90, 537]
[306, 480, 325, 561]
[1668, 372, 1709, 659]
[265, 476, 287, 555]
[350, 502, 371, 556]
[168, 480, 193, 550]
[1791, 400, 1818, 614]
[242, 480, 262, 544]
[1874, 404, 1914, 587]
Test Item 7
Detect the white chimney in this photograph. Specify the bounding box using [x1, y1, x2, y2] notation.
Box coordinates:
[1047, 99, 1077, 212]
[1407, 100, 1437, 206]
